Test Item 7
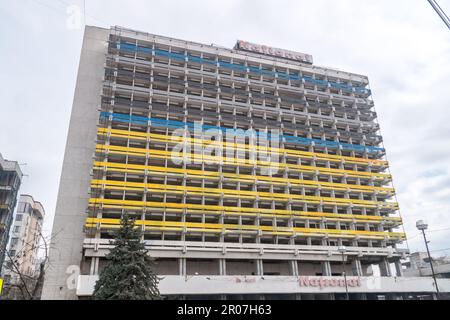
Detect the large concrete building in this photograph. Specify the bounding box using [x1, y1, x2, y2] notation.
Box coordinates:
[42, 26, 450, 300]
[2, 195, 45, 295]
[0, 153, 22, 275]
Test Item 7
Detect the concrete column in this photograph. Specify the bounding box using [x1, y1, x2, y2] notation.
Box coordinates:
[394, 259, 403, 277]
[321, 261, 332, 276]
[289, 260, 299, 276]
[351, 258, 363, 276]
[179, 258, 186, 276]
[89, 257, 97, 275]
[256, 259, 264, 275]
[379, 258, 392, 277]
[219, 259, 226, 275]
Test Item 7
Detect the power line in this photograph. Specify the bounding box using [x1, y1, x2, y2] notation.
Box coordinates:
[29, 0, 108, 27]
[427, 0, 450, 30]
[434, 0, 450, 22]
[407, 226, 450, 241]
[54, 0, 108, 26]
[429, 226, 450, 232]
[430, 247, 450, 252]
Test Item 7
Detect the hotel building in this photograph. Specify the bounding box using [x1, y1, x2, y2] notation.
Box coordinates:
[42, 26, 449, 300]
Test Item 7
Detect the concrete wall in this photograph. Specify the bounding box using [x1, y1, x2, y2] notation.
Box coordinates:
[77, 275, 450, 296]
[41, 26, 109, 300]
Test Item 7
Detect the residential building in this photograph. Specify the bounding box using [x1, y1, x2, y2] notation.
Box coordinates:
[3, 195, 45, 292]
[0, 153, 22, 274]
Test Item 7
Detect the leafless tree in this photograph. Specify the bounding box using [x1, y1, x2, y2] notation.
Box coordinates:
[1, 230, 54, 300]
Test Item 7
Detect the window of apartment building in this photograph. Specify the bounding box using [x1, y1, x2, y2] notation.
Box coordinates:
[15, 214, 23, 221]
[14, 226, 20, 233]
[10, 237, 19, 246]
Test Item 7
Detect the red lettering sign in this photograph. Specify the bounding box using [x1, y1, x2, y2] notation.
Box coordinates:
[235, 40, 313, 64]
[298, 276, 362, 288]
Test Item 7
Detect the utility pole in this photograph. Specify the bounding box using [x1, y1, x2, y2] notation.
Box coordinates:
[416, 220, 440, 299]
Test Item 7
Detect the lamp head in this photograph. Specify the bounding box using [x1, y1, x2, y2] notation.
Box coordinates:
[416, 220, 428, 231]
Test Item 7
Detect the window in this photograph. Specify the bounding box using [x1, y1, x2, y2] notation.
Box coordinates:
[17, 202, 26, 213]
[14, 226, 20, 233]
[9, 250, 16, 257]
[10, 237, 18, 246]
[15, 214, 23, 221]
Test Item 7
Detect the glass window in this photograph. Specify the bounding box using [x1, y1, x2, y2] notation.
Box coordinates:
[17, 202, 26, 213]
[15, 214, 23, 221]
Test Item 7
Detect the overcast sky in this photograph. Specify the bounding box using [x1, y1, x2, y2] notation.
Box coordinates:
[1, 0, 449, 256]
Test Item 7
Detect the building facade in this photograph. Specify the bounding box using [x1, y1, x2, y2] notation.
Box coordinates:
[2, 195, 45, 293]
[43, 25, 446, 300]
[404, 252, 450, 279]
[0, 153, 22, 275]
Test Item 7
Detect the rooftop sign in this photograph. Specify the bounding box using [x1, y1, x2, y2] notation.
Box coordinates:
[235, 40, 313, 64]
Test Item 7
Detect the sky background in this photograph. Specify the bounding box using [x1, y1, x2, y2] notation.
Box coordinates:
[1, 0, 450, 257]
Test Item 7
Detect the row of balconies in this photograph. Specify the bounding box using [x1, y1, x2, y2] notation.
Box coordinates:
[102, 96, 382, 147]
[103, 88, 378, 133]
[97, 140, 389, 181]
[104, 59, 378, 125]
[105, 65, 375, 119]
[109, 31, 370, 86]
[105, 54, 373, 108]
[103, 91, 378, 130]
[107, 42, 372, 100]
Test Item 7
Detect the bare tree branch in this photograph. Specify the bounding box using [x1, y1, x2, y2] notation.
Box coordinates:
[1, 228, 57, 300]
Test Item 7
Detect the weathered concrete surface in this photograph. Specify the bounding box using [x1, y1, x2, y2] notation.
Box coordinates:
[41, 26, 108, 300]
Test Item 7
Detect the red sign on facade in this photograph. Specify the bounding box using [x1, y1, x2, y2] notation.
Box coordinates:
[235, 40, 313, 64]
[299, 276, 362, 288]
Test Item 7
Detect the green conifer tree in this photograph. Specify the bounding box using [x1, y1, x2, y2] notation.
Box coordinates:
[92, 214, 160, 300]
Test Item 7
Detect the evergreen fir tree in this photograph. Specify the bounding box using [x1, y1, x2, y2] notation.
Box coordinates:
[92, 214, 160, 300]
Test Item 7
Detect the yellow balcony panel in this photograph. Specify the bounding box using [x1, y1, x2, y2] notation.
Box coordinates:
[98, 128, 389, 167]
[89, 198, 401, 225]
[85, 217, 406, 241]
[90, 180, 397, 210]
[94, 145, 392, 181]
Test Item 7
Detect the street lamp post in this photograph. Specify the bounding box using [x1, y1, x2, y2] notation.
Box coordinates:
[416, 220, 440, 299]
[338, 245, 349, 300]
